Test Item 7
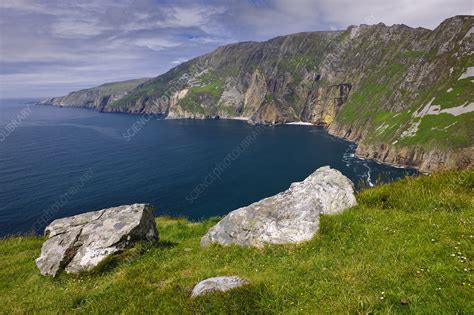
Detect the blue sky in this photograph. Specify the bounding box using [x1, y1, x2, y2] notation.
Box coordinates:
[0, 0, 472, 98]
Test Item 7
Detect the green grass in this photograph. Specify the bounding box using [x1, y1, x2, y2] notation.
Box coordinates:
[0, 170, 473, 313]
[335, 51, 473, 151]
[336, 82, 393, 124]
[175, 72, 225, 115]
[190, 73, 224, 98]
[265, 93, 274, 104]
[399, 112, 474, 149]
[433, 77, 474, 109]
[109, 63, 193, 109]
[336, 60, 409, 126]
[94, 79, 150, 95]
[363, 111, 412, 144]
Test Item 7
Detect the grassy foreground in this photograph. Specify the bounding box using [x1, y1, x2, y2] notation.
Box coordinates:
[1, 170, 473, 313]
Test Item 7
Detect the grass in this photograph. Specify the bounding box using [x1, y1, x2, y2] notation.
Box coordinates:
[93, 79, 150, 96]
[336, 82, 393, 124]
[363, 111, 412, 144]
[109, 63, 193, 109]
[398, 112, 474, 149]
[0, 169, 473, 313]
[176, 72, 225, 115]
[433, 77, 474, 110]
[190, 73, 224, 98]
[336, 55, 473, 150]
[277, 54, 320, 75]
[265, 93, 274, 104]
[337, 59, 410, 126]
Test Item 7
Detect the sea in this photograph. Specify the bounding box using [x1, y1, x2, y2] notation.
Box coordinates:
[0, 98, 416, 236]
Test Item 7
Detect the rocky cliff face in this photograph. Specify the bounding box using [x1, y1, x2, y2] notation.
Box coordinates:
[42, 16, 474, 173]
[40, 78, 149, 110]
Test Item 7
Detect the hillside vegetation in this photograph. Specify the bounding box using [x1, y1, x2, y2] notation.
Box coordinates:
[0, 169, 473, 313]
[40, 78, 149, 109]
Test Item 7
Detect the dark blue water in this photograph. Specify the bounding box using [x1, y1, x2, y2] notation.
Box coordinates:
[0, 98, 415, 236]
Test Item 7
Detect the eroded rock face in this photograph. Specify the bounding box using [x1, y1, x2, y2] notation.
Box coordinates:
[201, 166, 356, 248]
[39, 78, 149, 109]
[191, 276, 248, 297]
[35, 204, 158, 277]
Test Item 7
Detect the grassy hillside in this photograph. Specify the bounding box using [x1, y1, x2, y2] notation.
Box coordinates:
[41, 78, 150, 108]
[1, 169, 472, 313]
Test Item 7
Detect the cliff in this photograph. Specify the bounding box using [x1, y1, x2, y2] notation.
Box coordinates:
[41, 16, 474, 173]
[40, 78, 149, 110]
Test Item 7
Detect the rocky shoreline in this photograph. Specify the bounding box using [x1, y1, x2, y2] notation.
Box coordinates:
[326, 118, 473, 174]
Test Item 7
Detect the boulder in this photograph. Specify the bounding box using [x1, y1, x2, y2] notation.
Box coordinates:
[36, 203, 158, 277]
[201, 166, 356, 247]
[191, 276, 248, 297]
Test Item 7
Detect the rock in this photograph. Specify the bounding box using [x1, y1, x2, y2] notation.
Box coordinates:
[35, 203, 158, 277]
[201, 166, 356, 247]
[400, 299, 410, 306]
[191, 276, 248, 297]
[38, 78, 149, 109]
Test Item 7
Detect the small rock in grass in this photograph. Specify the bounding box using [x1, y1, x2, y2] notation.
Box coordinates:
[191, 276, 248, 297]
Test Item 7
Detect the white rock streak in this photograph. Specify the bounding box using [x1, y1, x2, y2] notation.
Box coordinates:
[416, 97, 474, 117]
[459, 67, 474, 80]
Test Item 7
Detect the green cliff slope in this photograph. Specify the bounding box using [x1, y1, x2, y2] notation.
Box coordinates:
[43, 16, 474, 172]
[41, 78, 150, 110]
[1, 169, 472, 313]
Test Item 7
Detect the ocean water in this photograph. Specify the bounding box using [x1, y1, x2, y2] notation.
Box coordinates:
[0, 98, 415, 236]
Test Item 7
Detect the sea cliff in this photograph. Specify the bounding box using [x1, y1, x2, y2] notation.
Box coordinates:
[41, 16, 474, 173]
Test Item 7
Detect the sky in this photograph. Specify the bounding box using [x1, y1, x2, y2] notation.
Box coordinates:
[0, 0, 472, 98]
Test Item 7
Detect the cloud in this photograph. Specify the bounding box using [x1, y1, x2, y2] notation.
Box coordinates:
[171, 57, 190, 64]
[311, 0, 474, 29]
[134, 37, 183, 51]
[0, 0, 472, 98]
[52, 18, 111, 38]
[0, 0, 46, 12]
[163, 6, 224, 28]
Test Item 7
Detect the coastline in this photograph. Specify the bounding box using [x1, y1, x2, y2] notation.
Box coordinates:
[285, 121, 314, 126]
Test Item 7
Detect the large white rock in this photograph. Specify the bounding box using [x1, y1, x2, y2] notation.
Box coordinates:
[191, 276, 248, 297]
[201, 166, 357, 247]
[36, 203, 158, 276]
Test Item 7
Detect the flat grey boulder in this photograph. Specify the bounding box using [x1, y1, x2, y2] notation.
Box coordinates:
[191, 276, 248, 297]
[201, 166, 356, 247]
[36, 203, 158, 277]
